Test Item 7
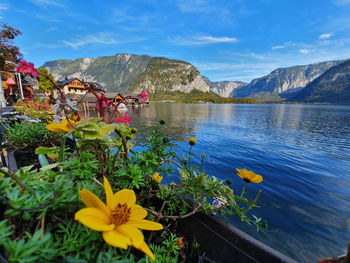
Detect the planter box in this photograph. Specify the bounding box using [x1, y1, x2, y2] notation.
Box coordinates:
[177, 212, 297, 263]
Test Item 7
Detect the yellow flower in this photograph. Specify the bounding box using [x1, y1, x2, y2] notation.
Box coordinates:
[236, 168, 263, 183]
[152, 172, 163, 184]
[189, 137, 197, 146]
[75, 177, 163, 261]
[46, 118, 80, 133]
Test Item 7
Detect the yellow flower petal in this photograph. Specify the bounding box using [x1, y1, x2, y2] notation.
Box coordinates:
[46, 122, 68, 132]
[103, 229, 132, 249]
[79, 189, 110, 216]
[251, 174, 263, 183]
[114, 189, 136, 208]
[74, 207, 114, 232]
[103, 176, 116, 209]
[116, 224, 144, 247]
[125, 219, 163, 231]
[134, 241, 155, 261]
[236, 168, 263, 183]
[129, 204, 147, 220]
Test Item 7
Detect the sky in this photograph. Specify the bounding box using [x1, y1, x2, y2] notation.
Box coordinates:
[1, 0, 350, 83]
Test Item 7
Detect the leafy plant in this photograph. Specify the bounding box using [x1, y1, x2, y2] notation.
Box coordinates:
[0, 117, 266, 262]
[3, 121, 62, 150]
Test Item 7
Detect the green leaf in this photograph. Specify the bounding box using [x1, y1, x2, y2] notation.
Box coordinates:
[59, 136, 67, 163]
[38, 154, 49, 167]
[35, 147, 59, 155]
[40, 163, 59, 171]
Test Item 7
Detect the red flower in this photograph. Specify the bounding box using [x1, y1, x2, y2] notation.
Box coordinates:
[16, 60, 39, 77]
[139, 90, 149, 102]
[116, 112, 132, 126]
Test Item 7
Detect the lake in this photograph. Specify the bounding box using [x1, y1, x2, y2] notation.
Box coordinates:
[89, 103, 350, 262]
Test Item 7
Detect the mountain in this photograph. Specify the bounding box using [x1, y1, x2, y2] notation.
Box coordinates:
[42, 54, 209, 94]
[233, 60, 344, 101]
[42, 54, 152, 93]
[127, 57, 209, 93]
[42, 54, 349, 103]
[203, 77, 247, 97]
[289, 59, 350, 104]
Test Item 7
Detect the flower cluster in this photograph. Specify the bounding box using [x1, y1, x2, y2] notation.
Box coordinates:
[16, 59, 39, 77]
[116, 112, 133, 126]
[14, 98, 53, 120]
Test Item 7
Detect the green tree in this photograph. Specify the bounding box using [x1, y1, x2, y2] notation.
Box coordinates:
[37, 68, 54, 93]
[0, 24, 22, 71]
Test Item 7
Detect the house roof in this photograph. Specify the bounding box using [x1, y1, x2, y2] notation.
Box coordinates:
[56, 78, 83, 87]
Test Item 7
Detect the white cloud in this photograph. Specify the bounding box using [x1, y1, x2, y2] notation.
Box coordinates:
[174, 35, 238, 45]
[29, 0, 66, 7]
[36, 14, 61, 22]
[272, 45, 286, 50]
[0, 3, 9, 18]
[63, 33, 118, 49]
[319, 33, 333, 39]
[0, 3, 9, 10]
[45, 27, 58, 33]
[299, 49, 314, 54]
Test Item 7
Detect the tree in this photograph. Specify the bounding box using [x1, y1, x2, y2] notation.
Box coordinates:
[0, 24, 22, 71]
[38, 68, 55, 93]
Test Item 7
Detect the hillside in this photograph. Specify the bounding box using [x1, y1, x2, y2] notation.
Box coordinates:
[234, 60, 343, 101]
[42, 54, 152, 93]
[203, 77, 247, 97]
[127, 57, 209, 93]
[289, 59, 350, 104]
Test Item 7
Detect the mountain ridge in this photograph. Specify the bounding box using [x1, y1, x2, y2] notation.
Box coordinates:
[289, 59, 350, 104]
[42, 54, 349, 104]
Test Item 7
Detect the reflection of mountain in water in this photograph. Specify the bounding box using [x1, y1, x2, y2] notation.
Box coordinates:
[80, 104, 211, 145]
[126, 104, 210, 143]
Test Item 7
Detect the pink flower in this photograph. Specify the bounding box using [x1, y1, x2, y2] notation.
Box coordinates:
[116, 112, 133, 126]
[139, 90, 149, 102]
[96, 100, 107, 111]
[16, 60, 39, 77]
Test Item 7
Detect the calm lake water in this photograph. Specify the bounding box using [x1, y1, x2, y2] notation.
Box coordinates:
[88, 103, 350, 262]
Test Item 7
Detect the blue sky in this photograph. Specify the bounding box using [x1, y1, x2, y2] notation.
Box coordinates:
[1, 0, 350, 83]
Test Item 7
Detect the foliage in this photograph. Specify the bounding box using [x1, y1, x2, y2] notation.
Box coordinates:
[14, 98, 54, 120]
[3, 120, 63, 150]
[0, 24, 22, 71]
[149, 89, 260, 104]
[0, 117, 266, 262]
[37, 68, 55, 93]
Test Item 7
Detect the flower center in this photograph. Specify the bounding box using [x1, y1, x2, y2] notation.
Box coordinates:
[111, 203, 131, 226]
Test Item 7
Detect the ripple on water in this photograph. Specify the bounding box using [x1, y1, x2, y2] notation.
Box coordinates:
[122, 104, 350, 263]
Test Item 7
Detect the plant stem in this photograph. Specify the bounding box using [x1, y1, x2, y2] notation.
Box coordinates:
[115, 128, 128, 160]
[200, 154, 205, 172]
[144, 203, 201, 220]
[238, 182, 247, 206]
[0, 168, 35, 194]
